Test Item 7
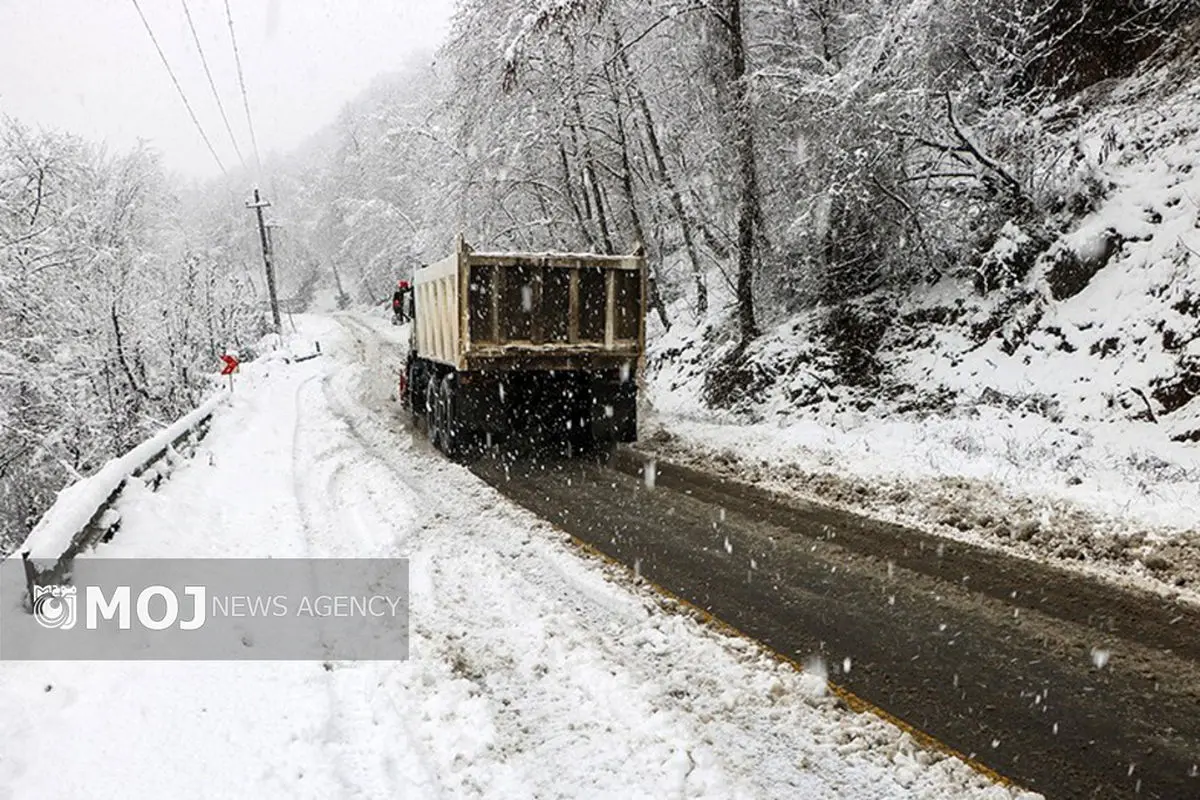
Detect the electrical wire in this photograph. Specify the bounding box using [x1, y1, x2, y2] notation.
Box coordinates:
[129, 0, 227, 176]
[180, 0, 246, 172]
[223, 0, 263, 182]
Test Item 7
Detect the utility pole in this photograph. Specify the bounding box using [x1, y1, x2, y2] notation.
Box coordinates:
[246, 188, 281, 333]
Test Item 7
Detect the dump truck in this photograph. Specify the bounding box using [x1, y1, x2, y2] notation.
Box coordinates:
[400, 235, 647, 457]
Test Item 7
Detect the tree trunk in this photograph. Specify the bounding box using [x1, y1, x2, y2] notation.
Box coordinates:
[329, 259, 350, 308]
[605, 57, 670, 330]
[571, 94, 615, 255]
[558, 137, 596, 251]
[728, 0, 760, 343]
[564, 39, 614, 254]
[614, 34, 707, 319]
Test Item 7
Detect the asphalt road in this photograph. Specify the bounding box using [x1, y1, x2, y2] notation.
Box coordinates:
[470, 449, 1200, 800]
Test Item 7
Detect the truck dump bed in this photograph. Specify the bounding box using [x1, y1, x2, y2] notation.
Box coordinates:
[413, 237, 646, 373]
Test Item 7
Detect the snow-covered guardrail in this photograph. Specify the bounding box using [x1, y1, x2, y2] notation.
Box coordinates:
[13, 390, 230, 610]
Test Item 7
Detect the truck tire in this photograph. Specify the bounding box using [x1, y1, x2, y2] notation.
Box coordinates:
[437, 375, 463, 459]
[426, 378, 441, 450]
[409, 360, 427, 416]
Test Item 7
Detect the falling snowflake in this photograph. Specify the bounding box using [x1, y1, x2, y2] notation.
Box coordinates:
[804, 654, 828, 683]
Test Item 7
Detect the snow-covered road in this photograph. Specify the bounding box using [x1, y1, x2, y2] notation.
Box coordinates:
[0, 314, 1037, 799]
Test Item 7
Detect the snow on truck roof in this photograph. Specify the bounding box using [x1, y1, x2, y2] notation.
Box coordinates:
[414, 250, 642, 267]
[469, 250, 640, 260]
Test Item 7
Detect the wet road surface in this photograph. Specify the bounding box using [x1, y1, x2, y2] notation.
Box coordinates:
[471, 449, 1200, 800]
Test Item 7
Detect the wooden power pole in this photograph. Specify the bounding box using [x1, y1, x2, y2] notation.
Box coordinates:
[246, 188, 281, 333]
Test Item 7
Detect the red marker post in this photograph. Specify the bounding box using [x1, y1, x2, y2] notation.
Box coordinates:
[220, 353, 240, 392]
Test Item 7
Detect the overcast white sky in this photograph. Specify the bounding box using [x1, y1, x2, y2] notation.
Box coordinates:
[0, 0, 454, 179]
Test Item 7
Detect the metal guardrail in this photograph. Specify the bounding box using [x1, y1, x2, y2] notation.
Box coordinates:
[15, 391, 229, 611]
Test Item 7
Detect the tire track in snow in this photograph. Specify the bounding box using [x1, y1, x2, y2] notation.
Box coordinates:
[311, 340, 548, 795]
[286, 358, 448, 800]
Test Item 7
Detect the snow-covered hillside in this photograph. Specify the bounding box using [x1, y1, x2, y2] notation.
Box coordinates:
[644, 51, 1200, 602]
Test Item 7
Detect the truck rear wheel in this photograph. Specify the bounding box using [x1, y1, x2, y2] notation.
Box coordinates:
[426, 374, 465, 460]
[425, 378, 441, 450]
[437, 375, 464, 459]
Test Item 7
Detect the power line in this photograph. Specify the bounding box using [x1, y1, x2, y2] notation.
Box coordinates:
[129, 0, 227, 177]
[180, 0, 246, 172]
[223, 0, 263, 181]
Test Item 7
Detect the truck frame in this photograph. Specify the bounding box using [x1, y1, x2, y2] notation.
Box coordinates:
[400, 235, 647, 457]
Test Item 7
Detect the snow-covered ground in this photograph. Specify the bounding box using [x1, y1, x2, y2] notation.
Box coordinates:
[0, 313, 1036, 799]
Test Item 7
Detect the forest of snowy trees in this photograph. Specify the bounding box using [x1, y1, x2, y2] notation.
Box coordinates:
[277, 0, 1192, 313]
[273, 0, 1198, 394]
[3, 0, 1198, 550]
[0, 123, 267, 551]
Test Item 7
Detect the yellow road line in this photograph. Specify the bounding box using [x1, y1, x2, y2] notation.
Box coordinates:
[561, 533, 1021, 791]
